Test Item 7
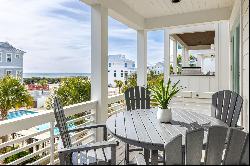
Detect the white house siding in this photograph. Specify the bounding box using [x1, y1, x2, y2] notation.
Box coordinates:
[242, 0, 249, 131]
[230, 0, 249, 131]
[108, 55, 136, 86]
[148, 62, 164, 75]
[0, 42, 24, 80]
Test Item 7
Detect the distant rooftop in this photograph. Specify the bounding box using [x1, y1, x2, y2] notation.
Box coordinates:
[0, 42, 26, 54]
[109, 54, 134, 63]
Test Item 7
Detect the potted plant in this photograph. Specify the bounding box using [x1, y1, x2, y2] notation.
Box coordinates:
[149, 79, 181, 123]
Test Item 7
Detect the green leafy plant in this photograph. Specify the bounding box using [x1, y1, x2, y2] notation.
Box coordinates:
[114, 80, 124, 94]
[45, 77, 91, 110]
[2, 146, 40, 164]
[149, 79, 181, 109]
[0, 76, 34, 121]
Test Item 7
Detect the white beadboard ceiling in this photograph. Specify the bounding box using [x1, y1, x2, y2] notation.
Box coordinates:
[122, 0, 236, 18]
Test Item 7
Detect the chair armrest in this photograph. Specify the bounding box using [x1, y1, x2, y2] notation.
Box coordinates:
[60, 124, 108, 140]
[58, 141, 118, 154]
[67, 124, 106, 133]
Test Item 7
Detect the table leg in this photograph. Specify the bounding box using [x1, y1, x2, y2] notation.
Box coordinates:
[151, 150, 158, 165]
[144, 148, 150, 165]
[125, 143, 130, 164]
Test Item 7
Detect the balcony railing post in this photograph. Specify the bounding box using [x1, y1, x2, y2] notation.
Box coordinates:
[50, 121, 55, 165]
[164, 29, 170, 84]
[137, 30, 148, 87]
[91, 4, 109, 142]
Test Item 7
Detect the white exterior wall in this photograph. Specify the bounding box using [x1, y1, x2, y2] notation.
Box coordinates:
[108, 55, 136, 86]
[149, 62, 164, 75]
[242, 0, 249, 131]
[229, 0, 249, 131]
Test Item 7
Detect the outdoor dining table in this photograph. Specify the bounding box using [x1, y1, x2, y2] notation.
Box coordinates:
[106, 109, 228, 165]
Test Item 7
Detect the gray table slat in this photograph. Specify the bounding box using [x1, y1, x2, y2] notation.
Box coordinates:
[106, 109, 228, 154]
[145, 110, 173, 144]
[147, 110, 182, 138]
[191, 111, 227, 127]
[136, 110, 165, 145]
[106, 114, 116, 134]
[175, 109, 209, 130]
[130, 110, 152, 143]
[180, 110, 211, 126]
[124, 111, 139, 141]
[115, 112, 126, 138]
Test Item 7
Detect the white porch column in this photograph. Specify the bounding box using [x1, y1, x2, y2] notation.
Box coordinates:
[173, 40, 178, 73]
[184, 47, 189, 67]
[164, 29, 170, 84]
[137, 30, 147, 87]
[91, 5, 108, 141]
[181, 47, 185, 67]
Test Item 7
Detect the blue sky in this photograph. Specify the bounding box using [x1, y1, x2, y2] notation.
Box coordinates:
[0, 0, 164, 73]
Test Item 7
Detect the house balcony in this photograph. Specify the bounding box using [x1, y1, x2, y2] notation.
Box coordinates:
[0, 0, 249, 165]
[0, 93, 223, 165]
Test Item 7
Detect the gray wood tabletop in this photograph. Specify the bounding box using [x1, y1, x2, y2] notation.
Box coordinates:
[106, 109, 228, 151]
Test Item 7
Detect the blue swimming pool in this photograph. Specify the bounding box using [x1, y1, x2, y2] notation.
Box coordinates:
[8, 110, 37, 120]
[7, 110, 75, 135]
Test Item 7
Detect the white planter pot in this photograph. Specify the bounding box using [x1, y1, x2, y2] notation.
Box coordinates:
[157, 108, 172, 123]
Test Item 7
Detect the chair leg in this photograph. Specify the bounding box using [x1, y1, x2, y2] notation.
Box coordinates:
[125, 143, 130, 164]
[144, 148, 150, 165]
[151, 150, 159, 165]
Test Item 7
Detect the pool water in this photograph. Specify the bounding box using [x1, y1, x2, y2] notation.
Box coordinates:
[8, 110, 37, 120]
[7, 110, 75, 135]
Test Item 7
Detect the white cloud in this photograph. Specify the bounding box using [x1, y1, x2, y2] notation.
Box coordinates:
[0, 0, 165, 73]
[0, 0, 91, 73]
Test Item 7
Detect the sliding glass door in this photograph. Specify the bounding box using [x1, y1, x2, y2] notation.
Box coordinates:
[231, 24, 240, 93]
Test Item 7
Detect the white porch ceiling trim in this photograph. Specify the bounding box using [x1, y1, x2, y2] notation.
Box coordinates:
[81, 1, 233, 30]
[81, 0, 144, 30]
[145, 7, 232, 30]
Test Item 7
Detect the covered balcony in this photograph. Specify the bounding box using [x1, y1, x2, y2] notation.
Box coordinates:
[0, 0, 249, 165]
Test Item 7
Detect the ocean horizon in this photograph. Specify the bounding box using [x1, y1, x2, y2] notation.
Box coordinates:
[23, 73, 91, 78]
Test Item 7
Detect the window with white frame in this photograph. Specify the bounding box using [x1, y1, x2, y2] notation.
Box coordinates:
[16, 54, 20, 59]
[6, 53, 12, 63]
[0, 53, 2, 62]
[6, 70, 12, 75]
[16, 70, 22, 78]
[125, 71, 128, 78]
[121, 70, 124, 77]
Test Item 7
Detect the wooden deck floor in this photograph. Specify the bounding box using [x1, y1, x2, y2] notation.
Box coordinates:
[115, 140, 165, 165]
[116, 141, 137, 165]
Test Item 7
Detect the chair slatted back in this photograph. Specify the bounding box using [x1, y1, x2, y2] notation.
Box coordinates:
[211, 90, 243, 127]
[224, 128, 249, 165]
[240, 133, 249, 165]
[53, 97, 72, 148]
[165, 134, 183, 165]
[185, 128, 204, 165]
[125, 86, 150, 111]
[204, 126, 228, 165]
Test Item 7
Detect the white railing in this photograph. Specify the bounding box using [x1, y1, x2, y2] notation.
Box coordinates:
[108, 94, 126, 117]
[0, 100, 97, 165]
[0, 94, 125, 165]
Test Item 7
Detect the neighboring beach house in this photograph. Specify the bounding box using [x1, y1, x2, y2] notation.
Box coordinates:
[108, 54, 136, 86]
[148, 62, 165, 75]
[0, 42, 25, 80]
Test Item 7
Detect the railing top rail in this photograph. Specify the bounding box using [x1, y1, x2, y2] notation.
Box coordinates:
[108, 93, 125, 104]
[0, 100, 98, 137]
